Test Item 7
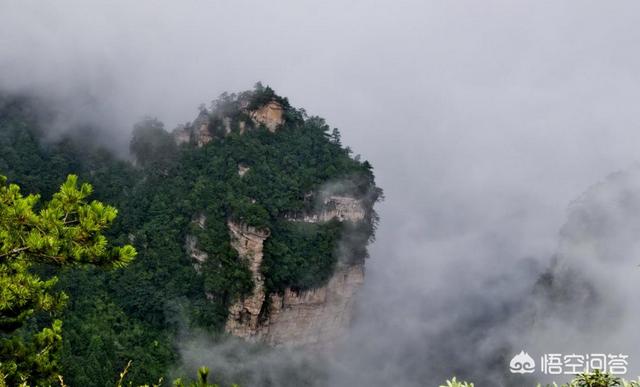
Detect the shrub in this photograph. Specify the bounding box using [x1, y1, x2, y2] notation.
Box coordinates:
[440, 377, 474, 387]
[444, 371, 640, 387]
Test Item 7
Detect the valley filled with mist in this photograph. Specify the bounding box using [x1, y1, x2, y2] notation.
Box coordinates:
[2, 2, 640, 387]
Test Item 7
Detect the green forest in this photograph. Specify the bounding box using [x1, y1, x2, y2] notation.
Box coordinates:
[0, 85, 381, 386]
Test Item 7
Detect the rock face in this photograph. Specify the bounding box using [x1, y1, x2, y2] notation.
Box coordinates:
[286, 195, 366, 223]
[186, 214, 208, 269]
[237, 163, 250, 177]
[172, 110, 213, 147]
[261, 262, 364, 347]
[172, 100, 284, 146]
[224, 221, 271, 338]
[249, 101, 284, 132]
[173, 125, 191, 145]
[224, 195, 367, 348]
[186, 235, 208, 264]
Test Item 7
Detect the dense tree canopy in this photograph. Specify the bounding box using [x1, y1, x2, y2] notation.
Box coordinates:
[0, 85, 381, 385]
[0, 174, 136, 386]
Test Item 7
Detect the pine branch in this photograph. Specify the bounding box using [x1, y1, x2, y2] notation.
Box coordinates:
[0, 247, 29, 259]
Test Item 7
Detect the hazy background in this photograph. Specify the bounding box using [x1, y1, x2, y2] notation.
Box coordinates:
[2, 1, 640, 385]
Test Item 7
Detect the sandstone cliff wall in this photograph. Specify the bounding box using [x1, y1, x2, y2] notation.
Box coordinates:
[173, 100, 284, 146]
[223, 195, 367, 348]
[249, 101, 284, 132]
[224, 221, 271, 338]
[260, 262, 364, 347]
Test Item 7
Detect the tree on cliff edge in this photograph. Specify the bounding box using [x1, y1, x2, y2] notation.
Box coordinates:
[0, 175, 136, 386]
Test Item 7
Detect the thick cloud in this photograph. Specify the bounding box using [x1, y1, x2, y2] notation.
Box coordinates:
[3, 1, 640, 385]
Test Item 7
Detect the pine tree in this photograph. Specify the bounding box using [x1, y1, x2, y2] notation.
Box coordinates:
[0, 175, 136, 386]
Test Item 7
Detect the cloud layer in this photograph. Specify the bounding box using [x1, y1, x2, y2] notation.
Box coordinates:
[3, 1, 640, 385]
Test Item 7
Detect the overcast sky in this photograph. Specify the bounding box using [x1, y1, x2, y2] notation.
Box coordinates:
[2, 1, 640, 385]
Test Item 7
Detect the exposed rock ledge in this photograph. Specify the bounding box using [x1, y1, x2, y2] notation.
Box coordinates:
[224, 196, 367, 348]
[173, 100, 284, 147]
[286, 195, 366, 223]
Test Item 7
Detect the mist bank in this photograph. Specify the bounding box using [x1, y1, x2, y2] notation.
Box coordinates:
[3, 1, 640, 386]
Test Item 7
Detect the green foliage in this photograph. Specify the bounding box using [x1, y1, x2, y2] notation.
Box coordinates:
[571, 370, 621, 387]
[0, 175, 136, 386]
[262, 220, 343, 293]
[440, 377, 475, 387]
[246, 82, 288, 112]
[60, 298, 173, 387]
[537, 370, 627, 387]
[130, 118, 178, 170]
[172, 366, 238, 387]
[0, 85, 381, 384]
[444, 371, 640, 387]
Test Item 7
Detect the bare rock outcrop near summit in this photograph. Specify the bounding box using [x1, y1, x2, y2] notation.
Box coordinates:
[172, 99, 284, 146]
[249, 100, 284, 132]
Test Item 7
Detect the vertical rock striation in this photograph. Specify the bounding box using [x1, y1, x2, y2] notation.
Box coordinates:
[224, 221, 271, 339]
[261, 262, 364, 348]
[224, 195, 367, 348]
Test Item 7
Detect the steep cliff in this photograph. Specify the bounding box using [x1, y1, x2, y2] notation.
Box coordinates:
[263, 263, 364, 347]
[225, 221, 271, 338]
[173, 85, 379, 349]
[0, 85, 380, 383]
[173, 91, 285, 147]
[224, 194, 368, 348]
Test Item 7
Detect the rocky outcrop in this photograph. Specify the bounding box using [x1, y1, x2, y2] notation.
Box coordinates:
[224, 195, 367, 348]
[224, 221, 271, 338]
[286, 195, 366, 223]
[260, 262, 364, 348]
[193, 111, 213, 147]
[238, 163, 250, 177]
[172, 110, 213, 147]
[173, 124, 191, 145]
[186, 235, 208, 264]
[249, 101, 284, 132]
[186, 214, 208, 269]
[173, 100, 284, 146]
